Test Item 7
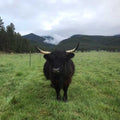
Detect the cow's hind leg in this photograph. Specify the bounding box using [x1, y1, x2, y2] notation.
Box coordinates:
[63, 85, 69, 102]
[55, 87, 61, 101]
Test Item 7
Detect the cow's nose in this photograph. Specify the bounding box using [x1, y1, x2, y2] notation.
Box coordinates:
[53, 68, 60, 73]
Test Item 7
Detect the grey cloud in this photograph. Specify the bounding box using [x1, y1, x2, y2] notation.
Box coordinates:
[0, 0, 120, 43]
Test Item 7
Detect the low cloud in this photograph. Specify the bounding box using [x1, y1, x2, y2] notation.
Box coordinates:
[1, 0, 120, 43]
[44, 34, 67, 45]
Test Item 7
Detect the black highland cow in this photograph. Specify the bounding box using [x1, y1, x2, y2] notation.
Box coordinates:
[37, 44, 79, 101]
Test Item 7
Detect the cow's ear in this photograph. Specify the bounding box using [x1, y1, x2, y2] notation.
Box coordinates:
[44, 54, 51, 60]
[66, 53, 74, 59]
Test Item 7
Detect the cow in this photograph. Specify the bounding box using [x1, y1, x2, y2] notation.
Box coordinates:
[37, 43, 79, 102]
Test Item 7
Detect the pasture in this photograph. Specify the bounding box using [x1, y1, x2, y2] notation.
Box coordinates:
[0, 52, 120, 120]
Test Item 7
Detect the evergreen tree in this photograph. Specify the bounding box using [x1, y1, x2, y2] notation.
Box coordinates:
[6, 23, 15, 52]
[0, 17, 34, 53]
[0, 17, 6, 51]
[0, 17, 4, 30]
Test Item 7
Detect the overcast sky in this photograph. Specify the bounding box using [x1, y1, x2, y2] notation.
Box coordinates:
[0, 0, 120, 44]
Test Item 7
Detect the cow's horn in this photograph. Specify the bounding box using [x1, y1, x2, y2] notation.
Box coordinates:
[66, 43, 79, 53]
[37, 47, 51, 54]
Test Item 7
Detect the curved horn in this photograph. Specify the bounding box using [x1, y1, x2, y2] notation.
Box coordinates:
[37, 47, 51, 54]
[66, 42, 79, 53]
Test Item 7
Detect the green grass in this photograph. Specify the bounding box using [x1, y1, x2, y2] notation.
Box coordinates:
[0, 52, 120, 120]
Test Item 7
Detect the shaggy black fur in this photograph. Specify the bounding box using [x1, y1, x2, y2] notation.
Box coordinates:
[43, 51, 75, 101]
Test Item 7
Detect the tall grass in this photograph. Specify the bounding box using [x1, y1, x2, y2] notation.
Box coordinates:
[0, 52, 120, 120]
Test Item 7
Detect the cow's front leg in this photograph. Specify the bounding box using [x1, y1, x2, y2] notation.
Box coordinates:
[63, 85, 69, 102]
[55, 88, 61, 101]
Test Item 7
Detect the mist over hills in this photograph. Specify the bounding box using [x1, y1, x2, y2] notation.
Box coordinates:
[22, 33, 55, 50]
[22, 33, 120, 51]
[23, 33, 54, 45]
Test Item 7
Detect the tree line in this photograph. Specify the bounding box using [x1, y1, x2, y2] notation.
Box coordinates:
[0, 17, 35, 53]
[1, 17, 120, 53]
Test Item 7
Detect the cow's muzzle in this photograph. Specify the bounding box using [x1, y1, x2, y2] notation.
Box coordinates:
[52, 68, 60, 73]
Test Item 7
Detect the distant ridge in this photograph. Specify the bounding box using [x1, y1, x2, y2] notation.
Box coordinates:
[56, 34, 120, 51]
[22, 33, 120, 51]
[23, 33, 45, 44]
[114, 34, 120, 37]
[22, 33, 55, 50]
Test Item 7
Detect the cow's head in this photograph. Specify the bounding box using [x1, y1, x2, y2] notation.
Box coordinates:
[37, 43, 79, 74]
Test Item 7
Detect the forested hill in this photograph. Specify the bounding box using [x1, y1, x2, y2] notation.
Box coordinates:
[0, 17, 35, 53]
[23, 33, 45, 44]
[23, 33, 120, 52]
[56, 35, 120, 51]
[0, 16, 120, 53]
[22, 33, 55, 50]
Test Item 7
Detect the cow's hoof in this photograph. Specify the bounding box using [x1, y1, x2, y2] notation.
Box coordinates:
[57, 96, 61, 101]
[63, 97, 68, 102]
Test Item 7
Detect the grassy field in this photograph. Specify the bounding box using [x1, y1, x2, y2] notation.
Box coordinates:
[0, 51, 120, 120]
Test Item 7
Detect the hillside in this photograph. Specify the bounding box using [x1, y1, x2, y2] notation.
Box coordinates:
[22, 33, 120, 52]
[23, 33, 45, 44]
[56, 34, 120, 51]
[22, 33, 55, 50]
